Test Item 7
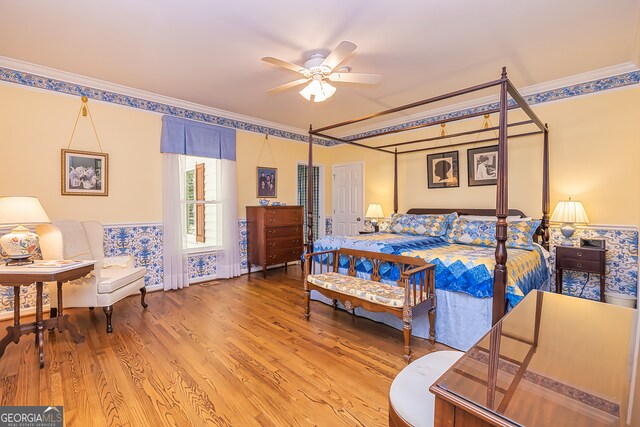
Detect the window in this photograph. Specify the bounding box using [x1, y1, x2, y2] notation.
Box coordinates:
[297, 164, 321, 241]
[184, 156, 222, 250]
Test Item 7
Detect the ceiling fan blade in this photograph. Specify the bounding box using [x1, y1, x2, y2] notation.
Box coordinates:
[321, 41, 357, 71]
[267, 78, 310, 94]
[328, 73, 382, 84]
[262, 57, 307, 74]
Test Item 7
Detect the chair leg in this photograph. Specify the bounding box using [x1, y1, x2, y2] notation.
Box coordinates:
[140, 287, 148, 308]
[428, 308, 436, 345]
[304, 290, 311, 320]
[103, 306, 113, 333]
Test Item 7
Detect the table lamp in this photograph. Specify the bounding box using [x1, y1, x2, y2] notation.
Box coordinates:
[550, 198, 589, 246]
[0, 197, 51, 265]
[365, 203, 384, 232]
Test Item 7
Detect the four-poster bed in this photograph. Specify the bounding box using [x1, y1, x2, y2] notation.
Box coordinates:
[305, 67, 550, 331]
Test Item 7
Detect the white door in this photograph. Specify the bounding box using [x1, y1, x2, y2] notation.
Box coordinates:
[332, 162, 364, 236]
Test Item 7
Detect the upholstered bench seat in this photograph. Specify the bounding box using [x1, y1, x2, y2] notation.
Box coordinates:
[307, 271, 412, 308]
[389, 350, 464, 427]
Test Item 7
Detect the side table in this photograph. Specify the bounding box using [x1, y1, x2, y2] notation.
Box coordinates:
[555, 246, 606, 301]
[0, 261, 95, 368]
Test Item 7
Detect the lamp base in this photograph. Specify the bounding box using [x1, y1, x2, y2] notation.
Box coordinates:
[4, 258, 34, 267]
[0, 225, 40, 262]
[371, 219, 379, 233]
[560, 223, 576, 246]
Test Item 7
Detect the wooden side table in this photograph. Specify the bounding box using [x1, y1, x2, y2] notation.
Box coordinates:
[0, 261, 94, 368]
[555, 246, 606, 301]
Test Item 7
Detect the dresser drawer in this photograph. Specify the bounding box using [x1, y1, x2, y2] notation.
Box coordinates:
[556, 247, 603, 262]
[264, 209, 303, 226]
[557, 258, 601, 273]
[266, 236, 303, 251]
[266, 247, 303, 265]
[266, 225, 302, 238]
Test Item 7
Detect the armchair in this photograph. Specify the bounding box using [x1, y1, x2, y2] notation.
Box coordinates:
[36, 220, 148, 333]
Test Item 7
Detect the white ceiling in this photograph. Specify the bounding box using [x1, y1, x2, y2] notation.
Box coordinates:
[1, 0, 639, 133]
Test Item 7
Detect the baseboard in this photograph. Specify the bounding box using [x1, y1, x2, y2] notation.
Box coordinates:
[0, 304, 50, 321]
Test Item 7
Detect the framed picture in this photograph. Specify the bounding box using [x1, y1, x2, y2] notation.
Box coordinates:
[427, 151, 459, 189]
[467, 145, 498, 186]
[256, 166, 277, 198]
[61, 149, 109, 196]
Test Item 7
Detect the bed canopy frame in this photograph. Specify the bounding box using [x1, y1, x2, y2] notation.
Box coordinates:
[306, 67, 550, 325]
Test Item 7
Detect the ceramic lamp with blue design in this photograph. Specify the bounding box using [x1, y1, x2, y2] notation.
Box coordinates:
[0, 197, 51, 265]
[550, 198, 589, 246]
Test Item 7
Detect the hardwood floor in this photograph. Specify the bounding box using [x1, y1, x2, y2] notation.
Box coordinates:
[0, 265, 446, 426]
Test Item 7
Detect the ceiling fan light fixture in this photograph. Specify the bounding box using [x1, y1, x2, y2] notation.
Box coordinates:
[299, 79, 336, 103]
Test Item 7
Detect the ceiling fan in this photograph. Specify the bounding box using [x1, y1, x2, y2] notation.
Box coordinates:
[262, 41, 381, 102]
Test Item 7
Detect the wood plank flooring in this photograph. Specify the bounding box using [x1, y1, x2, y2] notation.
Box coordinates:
[0, 265, 447, 426]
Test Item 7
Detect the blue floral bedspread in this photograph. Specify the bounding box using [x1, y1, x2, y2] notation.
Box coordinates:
[309, 233, 548, 308]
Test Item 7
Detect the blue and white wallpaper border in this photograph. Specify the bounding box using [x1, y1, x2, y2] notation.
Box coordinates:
[0, 62, 638, 146]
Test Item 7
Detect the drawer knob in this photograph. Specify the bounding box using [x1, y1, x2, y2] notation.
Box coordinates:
[577, 263, 582, 268]
[269, 242, 276, 247]
[576, 252, 582, 257]
[269, 218, 276, 222]
[268, 229, 275, 234]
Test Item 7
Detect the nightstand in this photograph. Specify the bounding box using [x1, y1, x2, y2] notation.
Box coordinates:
[359, 230, 374, 235]
[555, 246, 606, 302]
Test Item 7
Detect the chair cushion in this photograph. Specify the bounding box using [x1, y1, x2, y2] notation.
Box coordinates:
[307, 271, 409, 308]
[98, 267, 146, 294]
[390, 351, 464, 427]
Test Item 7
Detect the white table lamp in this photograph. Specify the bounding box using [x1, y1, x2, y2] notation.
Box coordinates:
[0, 197, 51, 265]
[550, 198, 589, 246]
[366, 203, 385, 232]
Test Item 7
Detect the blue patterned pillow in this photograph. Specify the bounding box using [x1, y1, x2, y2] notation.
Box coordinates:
[446, 218, 541, 250]
[386, 213, 457, 237]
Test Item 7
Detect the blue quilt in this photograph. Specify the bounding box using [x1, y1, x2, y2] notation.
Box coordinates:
[310, 233, 447, 280]
[309, 233, 548, 307]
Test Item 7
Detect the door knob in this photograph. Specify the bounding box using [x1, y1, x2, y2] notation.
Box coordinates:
[356, 217, 361, 221]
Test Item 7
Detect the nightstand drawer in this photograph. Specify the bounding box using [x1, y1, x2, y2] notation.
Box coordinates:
[556, 247, 603, 262]
[557, 258, 601, 273]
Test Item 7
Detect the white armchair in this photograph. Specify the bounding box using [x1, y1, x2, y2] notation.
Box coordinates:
[36, 220, 148, 333]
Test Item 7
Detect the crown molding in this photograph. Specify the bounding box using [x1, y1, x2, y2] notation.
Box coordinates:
[337, 63, 640, 138]
[0, 56, 317, 143]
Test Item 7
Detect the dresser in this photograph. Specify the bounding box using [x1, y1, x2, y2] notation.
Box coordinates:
[246, 206, 304, 278]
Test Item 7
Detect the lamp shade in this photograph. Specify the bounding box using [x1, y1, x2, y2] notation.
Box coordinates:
[550, 200, 589, 224]
[365, 203, 384, 218]
[0, 197, 50, 225]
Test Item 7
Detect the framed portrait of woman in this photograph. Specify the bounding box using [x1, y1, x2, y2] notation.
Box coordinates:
[426, 151, 459, 189]
[256, 166, 277, 198]
[467, 145, 498, 186]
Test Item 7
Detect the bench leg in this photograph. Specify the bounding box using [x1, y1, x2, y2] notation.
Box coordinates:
[403, 305, 412, 363]
[304, 290, 311, 320]
[332, 299, 337, 310]
[428, 308, 436, 345]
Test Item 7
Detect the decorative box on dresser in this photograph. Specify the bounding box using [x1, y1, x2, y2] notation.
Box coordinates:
[246, 206, 304, 278]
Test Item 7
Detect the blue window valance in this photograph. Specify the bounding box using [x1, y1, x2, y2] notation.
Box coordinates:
[160, 115, 236, 161]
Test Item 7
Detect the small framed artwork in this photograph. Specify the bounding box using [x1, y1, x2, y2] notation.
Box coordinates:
[61, 149, 109, 196]
[257, 166, 277, 198]
[427, 151, 459, 189]
[468, 145, 498, 186]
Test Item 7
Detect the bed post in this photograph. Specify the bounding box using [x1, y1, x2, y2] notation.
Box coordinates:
[307, 125, 314, 255]
[394, 148, 398, 214]
[493, 67, 509, 325]
[542, 124, 550, 250]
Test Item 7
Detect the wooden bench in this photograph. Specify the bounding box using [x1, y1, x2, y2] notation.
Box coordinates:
[304, 248, 436, 362]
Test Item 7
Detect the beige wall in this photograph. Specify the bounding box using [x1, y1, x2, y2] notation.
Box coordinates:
[350, 86, 640, 227]
[0, 82, 333, 223]
[1, 81, 638, 227]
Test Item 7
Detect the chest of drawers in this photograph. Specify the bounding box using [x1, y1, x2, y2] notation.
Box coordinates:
[246, 206, 304, 278]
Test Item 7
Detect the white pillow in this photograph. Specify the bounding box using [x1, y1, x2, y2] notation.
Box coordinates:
[103, 255, 133, 268]
[460, 215, 530, 222]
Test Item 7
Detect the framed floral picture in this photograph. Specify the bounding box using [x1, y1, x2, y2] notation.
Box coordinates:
[61, 149, 109, 196]
[256, 166, 277, 198]
[427, 151, 459, 189]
